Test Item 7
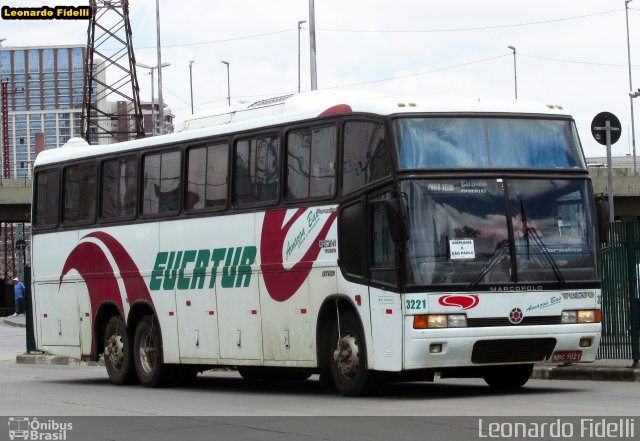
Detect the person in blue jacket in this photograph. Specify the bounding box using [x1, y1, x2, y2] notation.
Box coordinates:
[11, 277, 25, 317]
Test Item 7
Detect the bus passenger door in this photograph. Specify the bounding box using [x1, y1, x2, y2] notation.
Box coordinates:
[368, 192, 403, 371]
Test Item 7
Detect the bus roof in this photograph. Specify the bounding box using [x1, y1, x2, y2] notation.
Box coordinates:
[34, 90, 571, 168]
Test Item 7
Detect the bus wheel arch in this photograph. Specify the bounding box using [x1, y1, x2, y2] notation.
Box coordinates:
[316, 295, 374, 396]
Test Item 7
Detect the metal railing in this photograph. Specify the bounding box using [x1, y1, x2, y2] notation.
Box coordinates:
[598, 221, 640, 365]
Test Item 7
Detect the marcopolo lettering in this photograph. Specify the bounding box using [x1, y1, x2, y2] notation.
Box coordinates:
[150, 246, 257, 291]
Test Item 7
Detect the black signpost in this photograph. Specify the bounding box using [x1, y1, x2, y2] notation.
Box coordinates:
[591, 112, 621, 223]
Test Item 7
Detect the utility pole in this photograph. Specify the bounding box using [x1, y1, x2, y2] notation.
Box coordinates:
[309, 0, 318, 90]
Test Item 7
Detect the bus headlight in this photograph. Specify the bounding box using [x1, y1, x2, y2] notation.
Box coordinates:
[447, 314, 467, 328]
[413, 314, 467, 329]
[561, 309, 600, 324]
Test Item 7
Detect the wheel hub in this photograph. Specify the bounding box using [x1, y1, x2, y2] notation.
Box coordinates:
[138, 330, 156, 374]
[105, 334, 124, 369]
[333, 334, 359, 378]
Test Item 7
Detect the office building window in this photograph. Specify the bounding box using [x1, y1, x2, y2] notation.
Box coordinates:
[28, 49, 40, 73]
[43, 49, 54, 72]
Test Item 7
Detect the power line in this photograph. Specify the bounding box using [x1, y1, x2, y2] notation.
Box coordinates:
[325, 54, 510, 89]
[134, 9, 622, 50]
[319, 9, 620, 33]
[520, 52, 640, 68]
[135, 29, 294, 50]
[170, 54, 510, 112]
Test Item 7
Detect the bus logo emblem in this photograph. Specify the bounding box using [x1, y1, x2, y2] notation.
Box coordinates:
[437, 294, 479, 310]
[509, 307, 524, 324]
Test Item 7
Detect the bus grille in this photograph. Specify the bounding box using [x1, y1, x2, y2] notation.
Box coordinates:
[467, 316, 562, 327]
[471, 338, 556, 364]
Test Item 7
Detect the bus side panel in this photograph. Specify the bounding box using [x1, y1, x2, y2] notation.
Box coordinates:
[210, 214, 262, 361]
[153, 222, 181, 364]
[368, 287, 403, 371]
[159, 218, 220, 362]
[257, 207, 339, 366]
[33, 231, 81, 352]
[258, 275, 314, 363]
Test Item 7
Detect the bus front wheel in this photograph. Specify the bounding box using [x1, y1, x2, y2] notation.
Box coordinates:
[133, 315, 174, 387]
[325, 311, 375, 396]
[103, 315, 135, 385]
[483, 364, 533, 389]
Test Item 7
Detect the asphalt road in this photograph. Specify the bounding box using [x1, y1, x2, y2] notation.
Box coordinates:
[2, 321, 639, 441]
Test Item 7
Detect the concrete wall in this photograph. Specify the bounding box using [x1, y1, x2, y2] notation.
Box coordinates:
[589, 168, 640, 220]
[0, 179, 32, 222]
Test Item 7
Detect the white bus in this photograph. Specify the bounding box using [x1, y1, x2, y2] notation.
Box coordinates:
[31, 91, 601, 396]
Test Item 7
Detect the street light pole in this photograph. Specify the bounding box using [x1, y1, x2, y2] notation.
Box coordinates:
[155, 0, 165, 134]
[308, 0, 318, 90]
[508, 45, 518, 99]
[625, 0, 637, 175]
[221, 61, 230, 106]
[189, 60, 194, 114]
[136, 62, 170, 136]
[298, 20, 307, 93]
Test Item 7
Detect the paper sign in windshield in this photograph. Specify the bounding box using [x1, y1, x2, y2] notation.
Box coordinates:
[449, 239, 475, 260]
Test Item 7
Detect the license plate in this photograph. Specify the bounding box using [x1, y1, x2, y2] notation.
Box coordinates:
[552, 350, 582, 362]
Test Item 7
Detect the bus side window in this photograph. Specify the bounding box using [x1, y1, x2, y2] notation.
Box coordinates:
[338, 198, 366, 280]
[286, 126, 336, 200]
[370, 193, 397, 286]
[35, 169, 60, 229]
[142, 151, 181, 215]
[186, 143, 228, 211]
[63, 163, 96, 224]
[342, 121, 391, 195]
[234, 135, 279, 206]
[101, 156, 137, 219]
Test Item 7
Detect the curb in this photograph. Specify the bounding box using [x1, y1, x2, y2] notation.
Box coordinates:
[16, 353, 104, 367]
[532, 365, 640, 382]
[2, 317, 26, 329]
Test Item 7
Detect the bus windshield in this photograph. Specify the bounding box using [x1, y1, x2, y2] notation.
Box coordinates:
[402, 178, 597, 287]
[395, 117, 585, 169]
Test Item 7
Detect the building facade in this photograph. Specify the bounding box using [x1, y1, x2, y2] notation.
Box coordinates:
[0, 45, 89, 177]
[0, 44, 174, 178]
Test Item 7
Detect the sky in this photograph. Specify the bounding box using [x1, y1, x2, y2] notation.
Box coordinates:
[1, 0, 639, 159]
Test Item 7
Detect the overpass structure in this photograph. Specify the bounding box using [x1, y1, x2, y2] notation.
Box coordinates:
[0, 178, 31, 222]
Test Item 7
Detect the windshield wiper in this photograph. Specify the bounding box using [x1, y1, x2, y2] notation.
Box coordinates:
[467, 239, 511, 290]
[520, 200, 565, 284]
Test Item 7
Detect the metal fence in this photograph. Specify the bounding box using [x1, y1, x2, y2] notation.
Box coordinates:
[598, 221, 640, 362]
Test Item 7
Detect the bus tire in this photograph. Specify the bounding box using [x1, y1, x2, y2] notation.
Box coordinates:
[483, 364, 533, 389]
[326, 311, 375, 396]
[104, 315, 136, 385]
[133, 315, 174, 387]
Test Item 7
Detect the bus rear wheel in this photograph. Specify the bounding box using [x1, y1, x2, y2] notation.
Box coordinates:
[325, 311, 375, 396]
[104, 315, 136, 385]
[133, 315, 174, 387]
[483, 364, 533, 389]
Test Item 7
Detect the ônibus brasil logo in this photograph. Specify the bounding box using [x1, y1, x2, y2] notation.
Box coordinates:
[437, 294, 480, 310]
[8, 417, 73, 440]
